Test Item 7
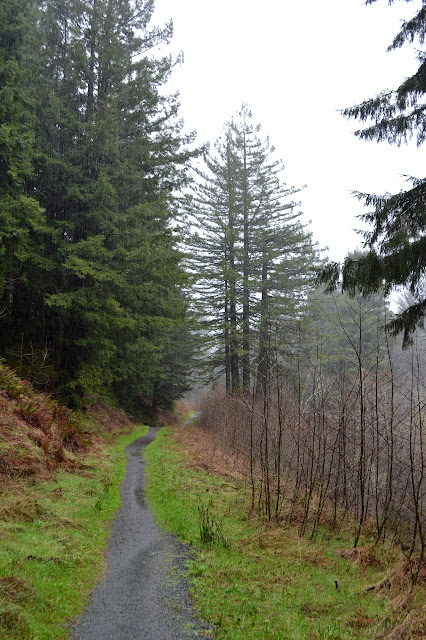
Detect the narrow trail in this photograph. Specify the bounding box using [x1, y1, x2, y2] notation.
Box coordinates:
[71, 427, 208, 640]
[181, 412, 200, 428]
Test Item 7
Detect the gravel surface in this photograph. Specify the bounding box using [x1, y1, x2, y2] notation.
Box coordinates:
[71, 427, 212, 640]
[181, 412, 200, 428]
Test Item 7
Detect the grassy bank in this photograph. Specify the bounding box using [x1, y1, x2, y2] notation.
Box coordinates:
[0, 424, 148, 639]
[144, 427, 425, 640]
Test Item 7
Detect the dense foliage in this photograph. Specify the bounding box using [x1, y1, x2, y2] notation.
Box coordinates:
[0, 0, 196, 412]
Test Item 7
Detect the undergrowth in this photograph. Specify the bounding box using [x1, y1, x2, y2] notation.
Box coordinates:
[144, 427, 426, 640]
[0, 360, 91, 478]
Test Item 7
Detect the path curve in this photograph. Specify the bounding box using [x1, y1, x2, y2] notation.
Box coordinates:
[72, 427, 208, 640]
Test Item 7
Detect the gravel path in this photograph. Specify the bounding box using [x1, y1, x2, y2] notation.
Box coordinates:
[71, 427, 210, 640]
[181, 412, 200, 428]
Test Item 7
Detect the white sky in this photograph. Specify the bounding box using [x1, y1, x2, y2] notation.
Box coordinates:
[153, 0, 424, 263]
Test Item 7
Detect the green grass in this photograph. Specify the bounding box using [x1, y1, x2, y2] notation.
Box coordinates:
[0, 424, 149, 639]
[144, 428, 397, 640]
[178, 410, 198, 425]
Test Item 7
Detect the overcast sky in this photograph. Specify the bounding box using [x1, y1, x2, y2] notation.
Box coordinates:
[153, 0, 423, 262]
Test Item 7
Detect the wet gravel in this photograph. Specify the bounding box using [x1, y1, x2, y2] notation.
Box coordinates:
[71, 427, 212, 640]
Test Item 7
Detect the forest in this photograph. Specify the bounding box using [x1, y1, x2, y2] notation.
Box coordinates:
[0, 0, 197, 413]
[1, 0, 426, 637]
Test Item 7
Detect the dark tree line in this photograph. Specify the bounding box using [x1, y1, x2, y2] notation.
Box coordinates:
[0, 0, 196, 412]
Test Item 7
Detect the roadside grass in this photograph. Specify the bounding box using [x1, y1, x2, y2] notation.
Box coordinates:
[174, 398, 198, 426]
[0, 424, 149, 639]
[144, 428, 421, 640]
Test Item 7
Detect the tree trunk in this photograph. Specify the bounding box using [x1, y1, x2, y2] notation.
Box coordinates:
[242, 131, 250, 396]
[256, 253, 268, 398]
[226, 144, 240, 394]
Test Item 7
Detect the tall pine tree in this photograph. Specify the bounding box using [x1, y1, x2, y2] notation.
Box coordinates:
[184, 106, 320, 395]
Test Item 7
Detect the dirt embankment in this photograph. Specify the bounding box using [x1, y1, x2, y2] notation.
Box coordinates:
[0, 362, 133, 483]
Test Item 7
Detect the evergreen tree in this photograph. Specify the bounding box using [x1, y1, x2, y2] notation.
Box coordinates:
[0, 0, 196, 411]
[254, 207, 320, 397]
[183, 133, 241, 393]
[184, 106, 320, 394]
[319, 0, 426, 345]
[310, 283, 389, 381]
[0, 0, 45, 324]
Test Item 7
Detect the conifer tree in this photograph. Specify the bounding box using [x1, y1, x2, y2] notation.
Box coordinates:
[0, 0, 196, 411]
[183, 133, 241, 393]
[0, 0, 45, 324]
[184, 107, 320, 394]
[319, 0, 426, 345]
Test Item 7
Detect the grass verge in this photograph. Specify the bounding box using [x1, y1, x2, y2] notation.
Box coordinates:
[0, 424, 149, 639]
[144, 427, 425, 640]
